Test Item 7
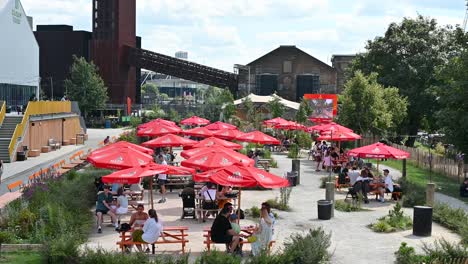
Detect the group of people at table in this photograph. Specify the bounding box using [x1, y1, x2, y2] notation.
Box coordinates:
[95, 181, 275, 256]
[311, 141, 400, 203]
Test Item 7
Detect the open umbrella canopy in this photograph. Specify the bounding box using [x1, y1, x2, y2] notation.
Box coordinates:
[212, 129, 245, 141]
[348, 142, 410, 159]
[236, 131, 281, 145]
[87, 148, 154, 170]
[146, 163, 196, 175]
[141, 134, 197, 148]
[181, 150, 254, 171]
[89, 141, 154, 156]
[204, 121, 237, 130]
[263, 117, 288, 126]
[137, 124, 182, 137]
[182, 126, 214, 138]
[138, 118, 177, 130]
[317, 131, 362, 141]
[180, 146, 247, 159]
[191, 137, 242, 150]
[180, 116, 210, 126]
[274, 121, 306, 131]
[198, 165, 289, 188]
[101, 166, 166, 184]
[308, 122, 353, 133]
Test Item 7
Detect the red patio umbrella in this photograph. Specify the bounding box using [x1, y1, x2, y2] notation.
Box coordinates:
[180, 146, 247, 159]
[274, 121, 307, 131]
[101, 166, 166, 184]
[191, 137, 242, 150]
[308, 122, 353, 133]
[348, 142, 410, 171]
[180, 116, 210, 126]
[137, 124, 182, 137]
[182, 126, 214, 138]
[197, 165, 289, 223]
[236, 131, 281, 145]
[212, 129, 245, 141]
[138, 118, 177, 130]
[89, 141, 154, 156]
[181, 150, 254, 171]
[317, 131, 362, 141]
[87, 148, 154, 170]
[141, 134, 197, 148]
[263, 117, 288, 126]
[204, 121, 237, 131]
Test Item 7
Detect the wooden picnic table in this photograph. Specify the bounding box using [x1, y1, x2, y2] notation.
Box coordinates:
[117, 226, 189, 254]
[203, 226, 274, 252]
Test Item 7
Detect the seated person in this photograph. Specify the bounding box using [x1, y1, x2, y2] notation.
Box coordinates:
[229, 213, 241, 234]
[354, 170, 371, 203]
[348, 167, 360, 186]
[460, 178, 468, 197]
[217, 185, 232, 209]
[112, 187, 128, 218]
[111, 182, 121, 195]
[96, 185, 118, 233]
[383, 169, 401, 202]
[202, 183, 218, 221]
[103, 136, 110, 145]
[131, 209, 164, 253]
[210, 206, 241, 254]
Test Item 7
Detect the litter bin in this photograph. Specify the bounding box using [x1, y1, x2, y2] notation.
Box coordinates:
[105, 119, 111, 128]
[287, 171, 298, 186]
[317, 200, 332, 220]
[413, 206, 432, 236]
[17, 151, 27, 161]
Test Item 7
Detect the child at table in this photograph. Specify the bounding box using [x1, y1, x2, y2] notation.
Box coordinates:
[229, 213, 241, 234]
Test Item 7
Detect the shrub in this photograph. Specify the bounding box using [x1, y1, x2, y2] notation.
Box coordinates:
[296, 131, 312, 150]
[247, 206, 261, 218]
[270, 159, 278, 168]
[433, 203, 468, 245]
[263, 149, 271, 159]
[79, 247, 189, 264]
[118, 129, 138, 144]
[395, 240, 468, 264]
[280, 228, 331, 264]
[287, 143, 299, 159]
[129, 116, 142, 128]
[334, 200, 365, 212]
[195, 250, 241, 264]
[370, 203, 412, 233]
[398, 178, 425, 207]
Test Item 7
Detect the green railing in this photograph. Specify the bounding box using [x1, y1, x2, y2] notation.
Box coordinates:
[8, 101, 72, 157]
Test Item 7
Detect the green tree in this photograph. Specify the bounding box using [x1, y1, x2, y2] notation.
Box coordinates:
[295, 98, 313, 124]
[200, 87, 235, 121]
[435, 49, 468, 154]
[338, 71, 407, 136]
[242, 96, 262, 130]
[64, 56, 108, 117]
[349, 16, 453, 146]
[141, 83, 159, 95]
[267, 97, 285, 118]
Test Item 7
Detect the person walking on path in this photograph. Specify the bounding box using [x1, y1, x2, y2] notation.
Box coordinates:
[157, 155, 168, 203]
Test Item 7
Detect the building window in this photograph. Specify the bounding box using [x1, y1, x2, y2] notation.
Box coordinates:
[283, 61, 292, 73]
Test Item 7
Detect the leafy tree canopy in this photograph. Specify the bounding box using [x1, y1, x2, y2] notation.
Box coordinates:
[338, 71, 407, 136]
[64, 56, 108, 117]
[349, 15, 454, 146]
[267, 97, 285, 118]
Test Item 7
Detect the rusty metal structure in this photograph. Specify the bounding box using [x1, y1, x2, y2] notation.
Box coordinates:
[127, 47, 238, 95]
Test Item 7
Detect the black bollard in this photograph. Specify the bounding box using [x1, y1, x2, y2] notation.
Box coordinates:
[413, 206, 432, 236]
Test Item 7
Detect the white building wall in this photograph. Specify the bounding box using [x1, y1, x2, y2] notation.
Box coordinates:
[0, 0, 39, 87]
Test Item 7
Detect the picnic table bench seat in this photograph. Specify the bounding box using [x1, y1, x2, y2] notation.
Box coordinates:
[255, 159, 272, 172]
[116, 226, 189, 254]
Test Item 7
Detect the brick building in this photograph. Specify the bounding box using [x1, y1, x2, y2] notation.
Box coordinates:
[331, 54, 356, 93]
[236, 45, 337, 102]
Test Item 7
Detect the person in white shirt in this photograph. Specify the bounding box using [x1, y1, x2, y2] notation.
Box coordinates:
[348, 167, 360, 185]
[132, 209, 164, 252]
[157, 155, 168, 203]
[202, 183, 218, 221]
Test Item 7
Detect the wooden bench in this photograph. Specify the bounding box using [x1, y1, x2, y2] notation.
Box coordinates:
[116, 226, 189, 254]
[7, 180, 24, 192]
[203, 227, 275, 252]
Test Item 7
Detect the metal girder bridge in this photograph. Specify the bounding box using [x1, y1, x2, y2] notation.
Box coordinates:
[127, 46, 238, 94]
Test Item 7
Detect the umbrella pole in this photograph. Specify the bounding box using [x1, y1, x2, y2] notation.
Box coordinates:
[237, 187, 242, 224]
[150, 175, 154, 209]
[377, 159, 380, 175]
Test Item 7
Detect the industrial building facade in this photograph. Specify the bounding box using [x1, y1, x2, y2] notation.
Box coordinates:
[236, 46, 337, 102]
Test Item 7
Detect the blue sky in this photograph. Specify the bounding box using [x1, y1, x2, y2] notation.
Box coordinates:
[22, 0, 465, 71]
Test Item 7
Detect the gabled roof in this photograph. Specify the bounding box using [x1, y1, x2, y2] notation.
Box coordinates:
[246, 45, 334, 71]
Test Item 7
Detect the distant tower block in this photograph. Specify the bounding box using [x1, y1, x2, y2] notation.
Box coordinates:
[175, 51, 188, 60]
[91, 0, 136, 104]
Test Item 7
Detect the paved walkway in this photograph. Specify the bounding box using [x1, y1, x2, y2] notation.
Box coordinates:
[0, 128, 127, 195]
[85, 152, 462, 263]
